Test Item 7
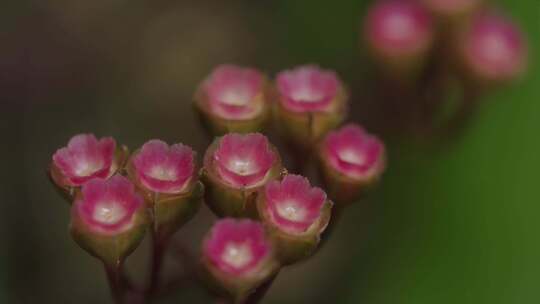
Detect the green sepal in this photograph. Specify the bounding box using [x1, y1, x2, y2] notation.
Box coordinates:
[69, 203, 149, 268]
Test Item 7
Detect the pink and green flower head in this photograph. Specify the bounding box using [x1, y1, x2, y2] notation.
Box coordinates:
[202, 64, 265, 120]
[208, 133, 277, 188]
[131, 140, 195, 194]
[203, 219, 272, 276]
[262, 175, 327, 234]
[364, 0, 433, 59]
[73, 175, 144, 235]
[52, 134, 117, 186]
[322, 124, 386, 180]
[276, 65, 341, 113]
[420, 0, 482, 16]
[460, 12, 527, 82]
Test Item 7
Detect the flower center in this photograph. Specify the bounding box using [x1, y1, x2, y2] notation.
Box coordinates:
[228, 158, 257, 176]
[290, 86, 324, 103]
[338, 148, 366, 165]
[75, 160, 103, 177]
[93, 202, 127, 225]
[276, 200, 307, 222]
[149, 165, 177, 181]
[221, 242, 253, 269]
[219, 87, 252, 106]
[384, 11, 415, 42]
[480, 31, 513, 63]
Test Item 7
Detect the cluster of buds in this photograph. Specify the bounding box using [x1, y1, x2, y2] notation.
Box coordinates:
[48, 62, 387, 303]
[48, 134, 203, 299]
[195, 64, 348, 151]
[363, 0, 527, 86]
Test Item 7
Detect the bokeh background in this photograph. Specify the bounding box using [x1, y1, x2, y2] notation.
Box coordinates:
[2, 0, 539, 303]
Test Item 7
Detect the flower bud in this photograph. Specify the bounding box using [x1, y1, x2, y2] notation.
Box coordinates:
[363, 0, 434, 78]
[201, 219, 279, 302]
[456, 12, 527, 85]
[49, 133, 129, 202]
[318, 124, 386, 204]
[70, 175, 149, 267]
[274, 65, 347, 149]
[257, 174, 332, 265]
[202, 133, 283, 218]
[194, 64, 271, 135]
[419, 0, 483, 19]
[126, 140, 203, 240]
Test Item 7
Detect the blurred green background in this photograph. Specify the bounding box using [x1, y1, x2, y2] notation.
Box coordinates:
[1, 0, 539, 303]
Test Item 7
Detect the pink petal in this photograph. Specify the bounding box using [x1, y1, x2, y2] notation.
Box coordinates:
[276, 65, 339, 113]
[203, 219, 270, 276]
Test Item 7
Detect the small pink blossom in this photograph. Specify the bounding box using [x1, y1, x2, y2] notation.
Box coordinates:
[209, 133, 277, 188]
[364, 0, 433, 58]
[73, 175, 144, 235]
[263, 175, 326, 234]
[132, 140, 195, 194]
[276, 65, 340, 113]
[461, 12, 527, 81]
[202, 64, 265, 120]
[53, 134, 116, 186]
[203, 219, 271, 276]
[322, 124, 385, 180]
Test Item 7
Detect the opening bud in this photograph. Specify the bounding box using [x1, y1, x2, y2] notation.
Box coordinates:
[202, 133, 283, 218]
[194, 64, 271, 135]
[257, 174, 332, 264]
[274, 65, 347, 148]
[126, 140, 203, 240]
[319, 124, 386, 204]
[70, 175, 149, 267]
[202, 219, 279, 302]
[364, 0, 434, 77]
[457, 12, 527, 85]
[49, 133, 129, 201]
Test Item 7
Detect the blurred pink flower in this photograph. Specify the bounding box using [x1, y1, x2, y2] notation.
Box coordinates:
[276, 65, 340, 113]
[202, 64, 265, 120]
[364, 0, 433, 59]
[460, 12, 527, 82]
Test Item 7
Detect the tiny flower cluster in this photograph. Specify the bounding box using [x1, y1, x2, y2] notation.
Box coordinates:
[363, 0, 527, 85]
[48, 64, 386, 302]
[195, 64, 348, 148]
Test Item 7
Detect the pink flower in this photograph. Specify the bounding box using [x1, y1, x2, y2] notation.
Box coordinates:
[460, 12, 527, 82]
[131, 140, 195, 194]
[208, 133, 277, 188]
[201, 64, 265, 120]
[322, 124, 385, 180]
[364, 0, 433, 58]
[203, 219, 271, 276]
[73, 175, 145, 235]
[52, 134, 117, 186]
[262, 175, 327, 234]
[276, 65, 341, 113]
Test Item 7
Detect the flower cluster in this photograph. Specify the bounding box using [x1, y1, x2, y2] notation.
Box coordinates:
[364, 0, 527, 85]
[195, 64, 348, 149]
[48, 72, 385, 300]
[361, 0, 527, 137]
